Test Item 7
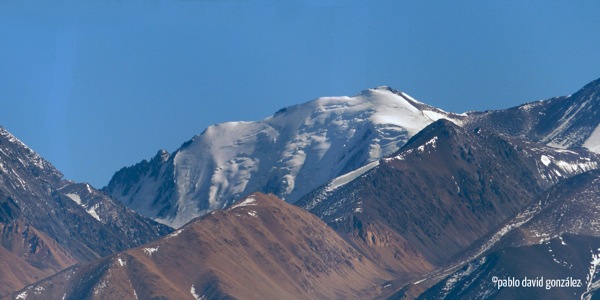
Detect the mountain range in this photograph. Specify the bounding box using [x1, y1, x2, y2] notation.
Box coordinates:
[3, 77, 600, 299]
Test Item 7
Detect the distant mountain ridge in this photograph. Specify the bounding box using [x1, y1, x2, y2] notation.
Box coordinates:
[465, 77, 600, 151]
[18, 114, 600, 300]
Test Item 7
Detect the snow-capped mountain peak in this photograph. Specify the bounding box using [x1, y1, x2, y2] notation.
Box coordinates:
[105, 87, 463, 228]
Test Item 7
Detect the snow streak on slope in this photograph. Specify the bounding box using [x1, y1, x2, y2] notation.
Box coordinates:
[584, 125, 600, 153]
[544, 95, 594, 148]
[582, 249, 600, 300]
[107, 87, 463, 228]
[325, 160, 380, 193]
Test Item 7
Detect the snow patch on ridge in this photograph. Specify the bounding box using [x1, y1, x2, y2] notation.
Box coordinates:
[537, 153, 597, 179]
[166, 228, 184, 239]
[584, 125, 600, 153]
[545, 98, 592, 148]
[423, 110, 453, 123]
[143, 246, 159, 256]
[442, 257, 487, 294]
[87, 204, 101, 222]
[16, 291, 28, 299]
[65, 193, 102, 221]
[191, 285, 205, 300]
[582, 249, 600, 300]
[325, 161, 379, 192]
[229, 197, 257, 210]
[418, 136, 438, 153]
[304, 161, 381, 212]
[541, 155, 552, 166]
[65, 193, 82, 205]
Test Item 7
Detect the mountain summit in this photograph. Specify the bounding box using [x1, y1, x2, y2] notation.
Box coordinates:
[105, 88, 464, 228]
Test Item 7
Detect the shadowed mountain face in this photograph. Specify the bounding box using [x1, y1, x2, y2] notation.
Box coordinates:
[417, 170, 600, 299]
[298, 119, 600, 282]
[419, 234, 600, 300]
[12, 193, 395, 300]
[0, 127, 171, 296]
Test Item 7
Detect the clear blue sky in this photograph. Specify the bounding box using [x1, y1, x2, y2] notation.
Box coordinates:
[2, 1, 600, 188]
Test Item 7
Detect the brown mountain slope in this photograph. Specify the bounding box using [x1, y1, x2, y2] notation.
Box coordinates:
[0, 223, 76, 295]
[12, 193, 394, 300]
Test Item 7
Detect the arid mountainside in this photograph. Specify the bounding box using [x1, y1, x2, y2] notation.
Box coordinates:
[11, 193, 394, 300]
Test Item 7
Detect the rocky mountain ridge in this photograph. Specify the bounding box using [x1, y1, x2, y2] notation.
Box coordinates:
[0, 127, 171, 296]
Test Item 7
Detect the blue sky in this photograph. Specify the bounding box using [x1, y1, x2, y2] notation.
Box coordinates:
[2, 1, 600, 188]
